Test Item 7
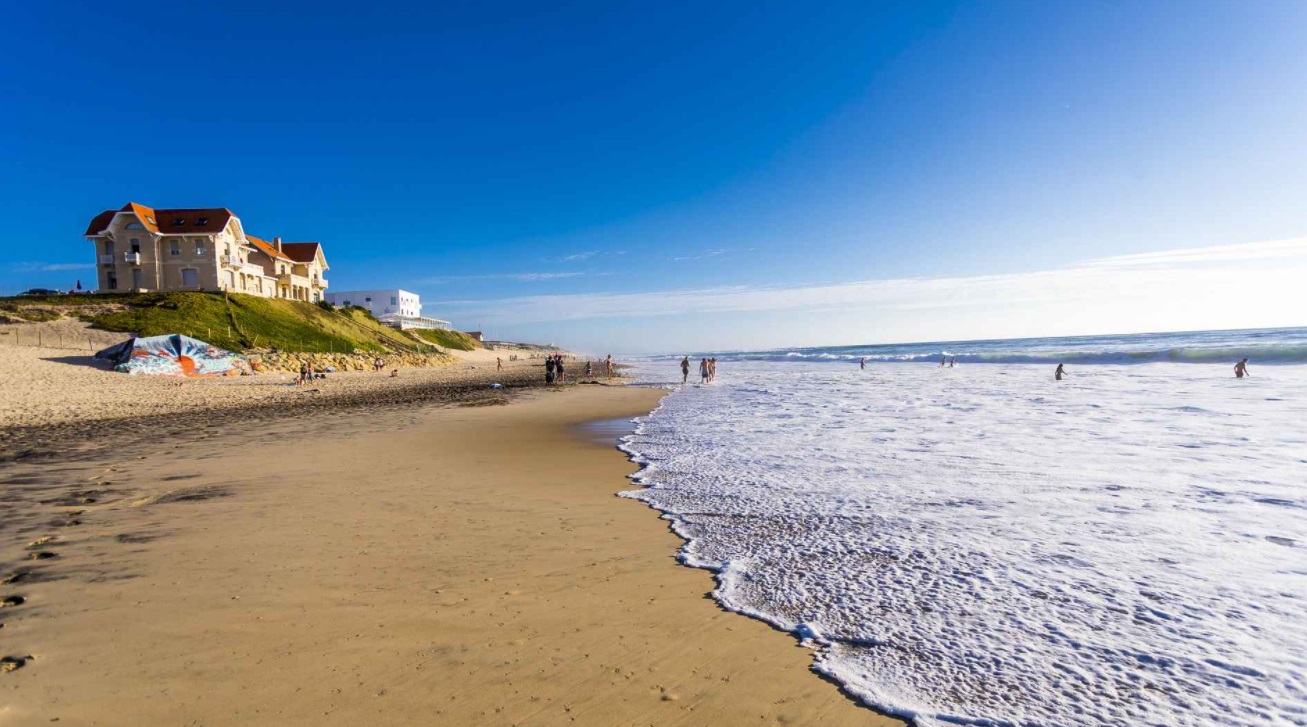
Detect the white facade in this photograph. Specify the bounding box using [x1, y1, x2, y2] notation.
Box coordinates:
[326, 289, 420, 318]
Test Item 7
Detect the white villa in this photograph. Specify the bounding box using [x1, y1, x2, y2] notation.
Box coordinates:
[324, 289, 451, 330]
[84, 202, 329, 301]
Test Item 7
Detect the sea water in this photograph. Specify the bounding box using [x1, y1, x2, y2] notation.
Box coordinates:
[620, 328, 1307, 726]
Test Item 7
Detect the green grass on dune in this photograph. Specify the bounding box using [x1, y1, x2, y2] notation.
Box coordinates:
[0, 292, 436, 354]
[412, 328, 481, 351]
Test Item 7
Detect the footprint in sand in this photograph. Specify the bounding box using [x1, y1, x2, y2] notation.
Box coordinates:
[1, 596, 25, 608]
[0, 656, 29, 674]
[27, 551, 57, 561]
[1, 571, 31, 586]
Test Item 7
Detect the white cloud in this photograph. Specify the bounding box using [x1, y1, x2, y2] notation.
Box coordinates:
[433, 238, 1307, 335]
[559, 251, 598, 262]
[421, 271, 590, 283]
[1076, 237, 1307, 268]
[13, 262, 94, 272]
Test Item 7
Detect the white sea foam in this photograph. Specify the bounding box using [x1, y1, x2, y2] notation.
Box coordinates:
[620, 361, 1307, 726]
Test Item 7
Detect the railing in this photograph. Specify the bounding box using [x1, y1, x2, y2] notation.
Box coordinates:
[123, 252, 141, 264]
[98, 254, 114, 264]
[221, 255, 242, 268]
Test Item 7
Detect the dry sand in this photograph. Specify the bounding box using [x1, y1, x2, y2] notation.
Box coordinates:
[0, 384, 901, 725]
[0, 321, 559, 430]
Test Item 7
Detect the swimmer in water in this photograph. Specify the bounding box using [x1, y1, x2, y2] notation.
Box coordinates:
[860, 357, 866, 370]
[1234, 358, 1250, 378]
[1055, 363, 1066, 381]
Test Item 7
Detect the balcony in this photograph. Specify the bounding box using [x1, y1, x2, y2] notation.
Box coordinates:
[98, 254, 114, 265]
[123, 252, 141, 264]
[221, 255, 242, 268]
[314, 277, 328, 289]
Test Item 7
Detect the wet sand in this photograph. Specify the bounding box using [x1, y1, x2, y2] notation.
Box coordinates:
[0, 385, 900, 726]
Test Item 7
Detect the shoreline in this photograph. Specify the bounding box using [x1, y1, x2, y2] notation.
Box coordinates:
[0, 383, 896, 725]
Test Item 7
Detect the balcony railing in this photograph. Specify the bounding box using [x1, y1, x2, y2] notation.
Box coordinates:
[123, 252, 141, 264]
[221, 255, 242, 268]
[98, 254, 114, 265]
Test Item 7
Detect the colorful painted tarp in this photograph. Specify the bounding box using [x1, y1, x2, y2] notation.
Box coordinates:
[95, 334, 251, 377]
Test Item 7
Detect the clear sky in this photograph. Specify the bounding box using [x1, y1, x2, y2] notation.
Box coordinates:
[4, 1, 1306, 352]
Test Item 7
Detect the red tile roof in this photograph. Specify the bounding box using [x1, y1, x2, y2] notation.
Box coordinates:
[245, 234, 293, 261]
[280, 242, 326, 267]
[83, 210, 117, 236]
[84, 202, 233, 236]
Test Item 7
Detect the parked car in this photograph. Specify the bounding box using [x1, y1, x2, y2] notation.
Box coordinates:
[18, 288, 64, 297]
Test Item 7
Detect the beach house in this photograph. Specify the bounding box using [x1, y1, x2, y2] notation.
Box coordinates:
[84, 202, 330, 301]
[324, 289, 451, 330]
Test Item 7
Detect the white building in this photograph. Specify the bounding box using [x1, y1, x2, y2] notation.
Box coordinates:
[325, 289, 450, 330]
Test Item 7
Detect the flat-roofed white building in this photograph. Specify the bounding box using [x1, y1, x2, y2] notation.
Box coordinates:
[325, 289, 450, 330]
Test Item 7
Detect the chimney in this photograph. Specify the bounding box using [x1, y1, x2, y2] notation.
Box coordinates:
[273, 236, 283, 252]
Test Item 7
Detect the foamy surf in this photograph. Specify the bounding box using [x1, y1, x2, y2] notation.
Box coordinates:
[620, 358, 1307, 726]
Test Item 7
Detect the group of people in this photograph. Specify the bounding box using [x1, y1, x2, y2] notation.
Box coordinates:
[545, 354, 616, 384]
[680, 356, 718, 384]
[296, 361, 327, 385]
[544, 353, 567, 384]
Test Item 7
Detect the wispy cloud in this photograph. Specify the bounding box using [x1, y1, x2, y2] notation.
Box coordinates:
[433, 238, 1307, 327]
[1076, 238, 1307, 268]
[13, 262, 93, 272]
[670, 247, 751, 262]
[559, 251, 598, 262]
[420, 271, 590, 283]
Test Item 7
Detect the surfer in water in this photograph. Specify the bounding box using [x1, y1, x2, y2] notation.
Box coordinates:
[1235, 358, 1250, 378]
[1055, 363, 1066, 381]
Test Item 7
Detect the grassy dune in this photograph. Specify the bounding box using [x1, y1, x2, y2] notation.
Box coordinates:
[0, 292, 441, 354]
[411, 328, 482, 351]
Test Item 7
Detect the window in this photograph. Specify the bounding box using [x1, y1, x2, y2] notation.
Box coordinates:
[104, 241, 115, 256]
[181, 269, 198, 287]
[196, 217, 208, 226]
[131, 268, 142, 289]
[170, 240, 180, 256]
[125, 222, 145, 230]
[146, 216, 156, 225]
[172, 217, 185, 226]
[195, 241, 205, 256]
[106, 271, 118, 290]
[365, 297, 372, 303]
[390, 296, 397, 305]
[224, 271, 234, 288]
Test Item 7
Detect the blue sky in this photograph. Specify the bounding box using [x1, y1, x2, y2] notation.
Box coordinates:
[4, 1, 1306, 352]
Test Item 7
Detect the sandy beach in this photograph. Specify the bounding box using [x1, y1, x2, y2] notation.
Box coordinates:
[0, 378, 898, 725]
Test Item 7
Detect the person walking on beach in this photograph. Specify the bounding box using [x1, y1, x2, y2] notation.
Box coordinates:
[555, 354, 566, 383]
[681, 356, 691, 383]
[1055, 363, 1066, 381]
[710, 357, 717, 382]
[860, 357, 866, 370]
[545, 356, 556, 384]
[605, 355, 614, 377]
[585, 360, 593, 377]
[1235, 358, 1250, 378]
[699, 358, 709, 383]
[297, 361, 308, 385]
[497, 356, 503, 371]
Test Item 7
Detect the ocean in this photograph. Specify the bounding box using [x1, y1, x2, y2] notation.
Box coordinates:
[620, 327, 1307, 726]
